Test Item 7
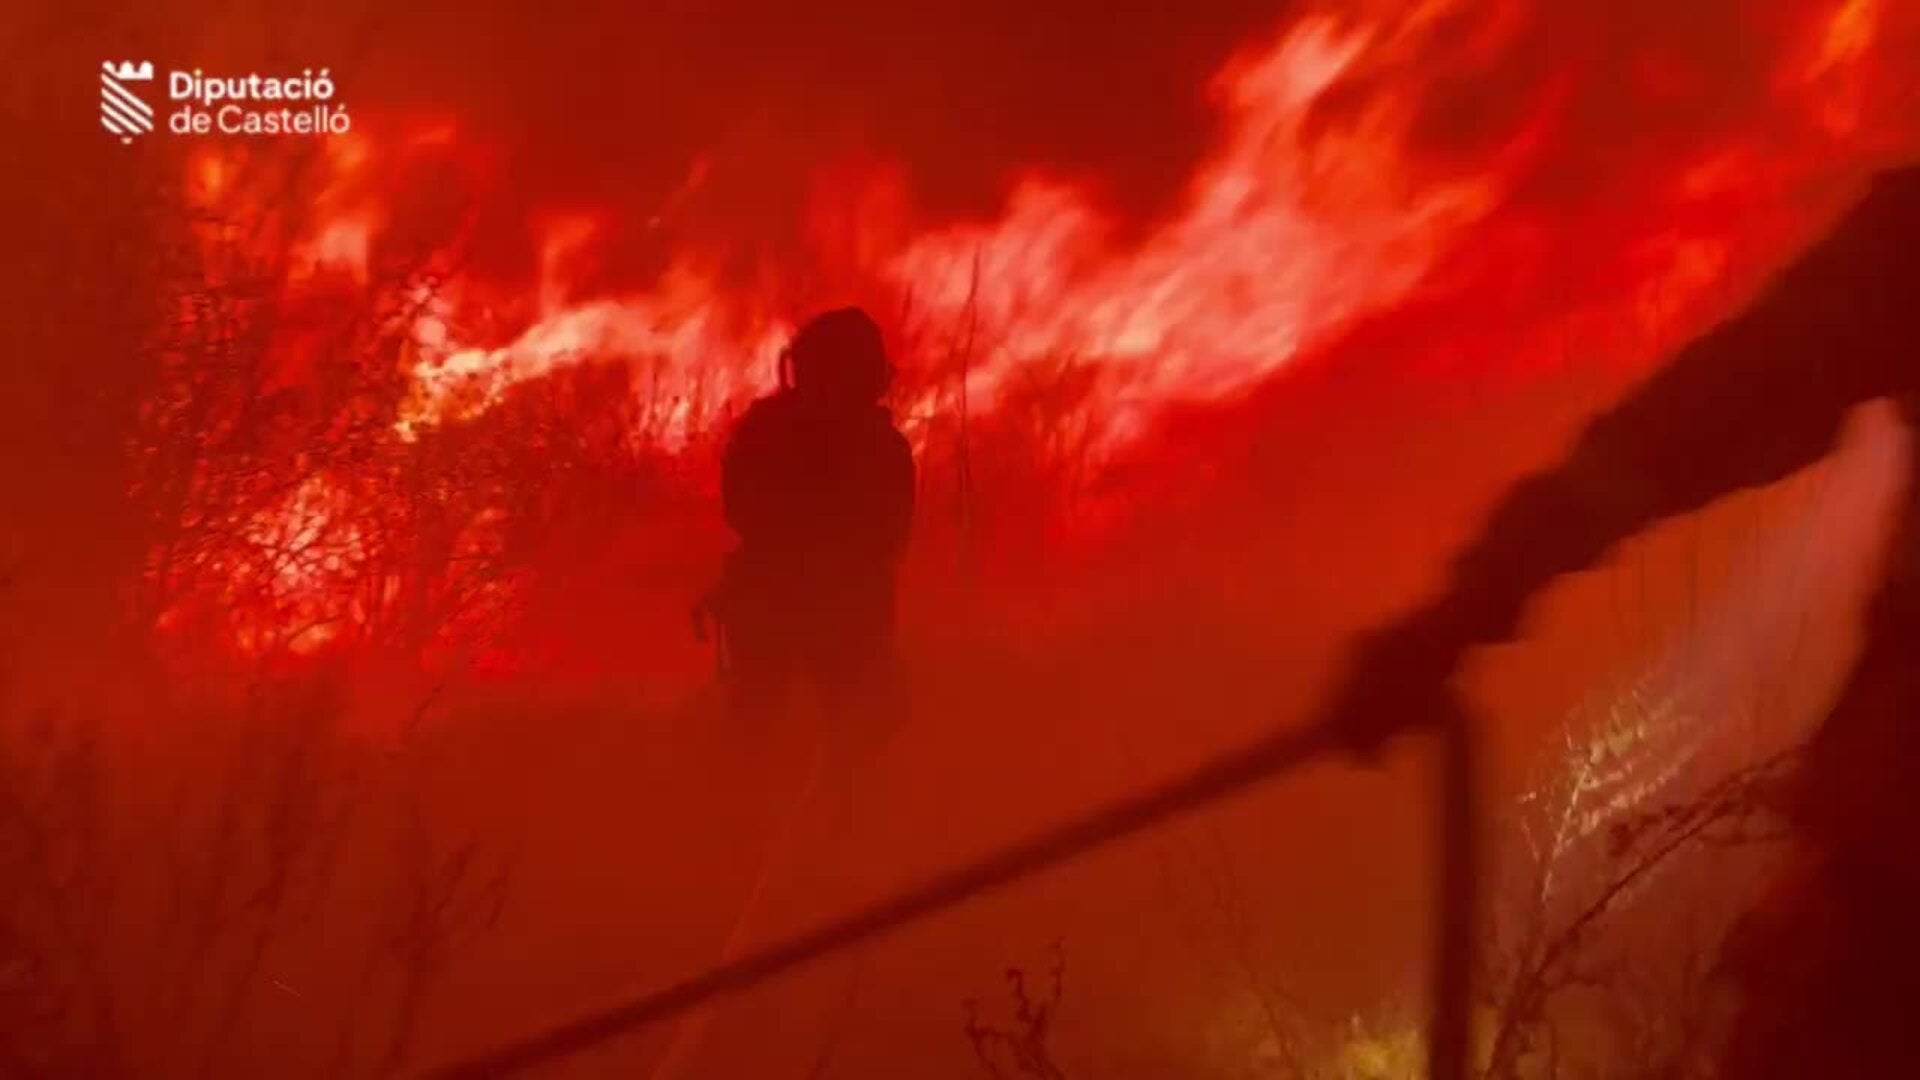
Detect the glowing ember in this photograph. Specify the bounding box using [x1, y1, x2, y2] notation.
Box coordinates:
[230, 474, 368, 656]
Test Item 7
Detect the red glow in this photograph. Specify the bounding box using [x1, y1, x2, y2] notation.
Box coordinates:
[147, 1, 1918, 662]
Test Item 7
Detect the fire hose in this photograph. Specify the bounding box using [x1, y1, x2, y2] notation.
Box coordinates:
[422, 695, 1480, 1080]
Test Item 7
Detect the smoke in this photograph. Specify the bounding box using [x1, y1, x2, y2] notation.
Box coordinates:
[346, 0, 1920, 270]
[292, 1, 1295, 263]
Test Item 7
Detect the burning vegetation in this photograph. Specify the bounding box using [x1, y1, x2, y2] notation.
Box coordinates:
[129, 0, 1914, 668]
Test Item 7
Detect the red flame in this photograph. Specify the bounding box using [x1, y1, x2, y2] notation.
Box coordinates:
[148, 1, 1918, 664]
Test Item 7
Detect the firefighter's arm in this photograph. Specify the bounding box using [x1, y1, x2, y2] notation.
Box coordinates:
[879, 429, 916, 560]
[1441, 179, 1906, 647]
[1443, 335, 1868, 647]
[1327, 171, 1912, 755]
[719, 409, 767, 540]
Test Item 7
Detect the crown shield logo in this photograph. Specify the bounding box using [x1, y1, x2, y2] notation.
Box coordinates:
[101, 61, 155, 144]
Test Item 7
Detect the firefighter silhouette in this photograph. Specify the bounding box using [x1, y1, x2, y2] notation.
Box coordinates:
[1319, 165, 1920, 1078]
[700, 307, 915, 730]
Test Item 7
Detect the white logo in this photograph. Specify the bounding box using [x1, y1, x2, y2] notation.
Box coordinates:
[98, 61, 353, 141]
[101, 60, 155, 144]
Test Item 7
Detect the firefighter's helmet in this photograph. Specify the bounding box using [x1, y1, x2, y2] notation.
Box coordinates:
[784, 307, 892, 402]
